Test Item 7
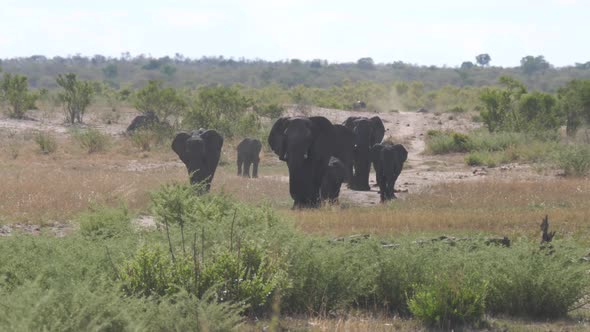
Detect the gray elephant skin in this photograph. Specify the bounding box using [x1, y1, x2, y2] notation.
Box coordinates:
[371, 143, 408, 202]
[320, 157, 346, 204]
[343, 116, 385, 191]
[268, 116, 336, 209]
[172, 129, 224, 192]
[237, 138, 262, 178]
[330, 125, 356, 183]
[126, 111, 160, 132]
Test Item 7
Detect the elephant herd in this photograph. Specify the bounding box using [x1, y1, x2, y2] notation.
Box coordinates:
[171, 115, 407, 209]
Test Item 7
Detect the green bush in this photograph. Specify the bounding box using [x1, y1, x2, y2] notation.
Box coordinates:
[483, 242, 589, 318]
[72, 128, 109, 153]
[556, 144, 590, 176]
[34, 131, 57, 154]
[78, 205, 131, 239]
[408, 275, 487, 329]
[426, 131, 471, 154]
[465, 152, 485, 166]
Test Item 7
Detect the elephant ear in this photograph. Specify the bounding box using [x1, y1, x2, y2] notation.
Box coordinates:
[268, 117, 290, 159]
[171, 131, 192, 165]
[253, 139, 263, 153]
[369, 116, 385, 146]
[395, 144, 409, 163]
[342, 116, 360, 129]
[309, 116, 335, 160]
[370, 143, 384, 164]
[200, 129, 224, 171]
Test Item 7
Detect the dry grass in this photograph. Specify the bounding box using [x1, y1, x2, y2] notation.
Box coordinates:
[291, 180, 590, 240]
[0, 133, 290, 224]
[3, 126, 590, 244]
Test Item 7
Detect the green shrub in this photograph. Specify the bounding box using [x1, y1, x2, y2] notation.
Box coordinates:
[78, 206, 131, 239]
[556, 144, 590, 176]
[465, 152, 485, 166]
[483, 242, 589, 318]
[72, 128, 109, 153]
[34, 131, 57, 154]
[426, 131, 471, 154]
[408, 275, 487, 329]
[120, 244, 193, 298]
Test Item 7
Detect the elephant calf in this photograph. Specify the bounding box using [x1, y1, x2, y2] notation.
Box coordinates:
[236, 138, 262, 178]
[320, 157, 346, 204]
[371, 143, 408, 202]
[172, 129, 224, 192]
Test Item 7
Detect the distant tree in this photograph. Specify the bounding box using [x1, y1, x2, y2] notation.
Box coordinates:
[460, 61, 475, 70]
[290, 59, 302, 65]
[133, 80, 187, 123]
[480, 76, 562, 133]
[558, 80, 590, 136]
[92, 54, 107, 65]
[142, 59, 162, 70]
[575, 62, 590, 70]
[0, 73, 38, 119]
[56, 73, 94, 124]
[520, 55, 551, 75]
[174, 53, 185, 63]
[161, 64, 177, 78]
[357, 57, 375, 70]
[184, 85, 254, 137]
[475, 54, 491, 67]
[102, 64, 118, 79]
[310, 59, 322, 68]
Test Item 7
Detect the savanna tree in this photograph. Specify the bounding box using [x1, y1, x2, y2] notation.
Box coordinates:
[56, 73, 94, 124]
[184, 85, 255, 138]
[520, 55, 551, 75]
[558, 80, 590, 136]
[475, 54, 491, 67]
[133, 80, 187, 124]
[0, 73, 38, 119]
[480, 76, 563, 133]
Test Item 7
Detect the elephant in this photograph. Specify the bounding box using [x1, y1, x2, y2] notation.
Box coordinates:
[370, 143, 408, 202]
[236, 138, 262, 178]
[126, 111, 160, 132]
[352, 100, 367, 110]
[268, 116, 335, 209]
[320, 157, 346, 204]
[171, 129, 224, 192]
[330, 124, 356, 183]
[342, 116, 385, 191]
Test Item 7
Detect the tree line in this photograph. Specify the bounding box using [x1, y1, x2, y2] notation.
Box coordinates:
[1, 53, 589, 92]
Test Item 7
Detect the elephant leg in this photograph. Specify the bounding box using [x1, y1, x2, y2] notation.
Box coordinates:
[244, 161, 252, 178]
[379, 177, 387, 203]
[252, 157, 259, 178]
[352, 159, 371, 191]
[237, 156, 243, 176]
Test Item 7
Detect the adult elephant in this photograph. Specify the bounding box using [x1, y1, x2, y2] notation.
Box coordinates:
[331, 124, 355, 183]
[268, 116, 334, 209]
[320, 157, 346, 205]
[236, 138, 262, 178]
[172, 129, 224, 192]
[371, 143, 408, 202]
[343, 116, 385, 191]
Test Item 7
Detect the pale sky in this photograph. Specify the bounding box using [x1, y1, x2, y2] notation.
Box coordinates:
[0, 0, 588, 67]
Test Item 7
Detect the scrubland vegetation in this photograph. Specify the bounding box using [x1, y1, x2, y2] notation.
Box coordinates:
[1, 55, 590, 330]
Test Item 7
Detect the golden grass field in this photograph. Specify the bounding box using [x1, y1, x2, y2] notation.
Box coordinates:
[2, 130, 589, 245]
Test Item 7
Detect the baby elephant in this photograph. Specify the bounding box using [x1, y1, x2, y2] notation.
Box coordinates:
[320, 157, 347, 204]
[237, 138, 262, 178]
[371, 143, 408, 202]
